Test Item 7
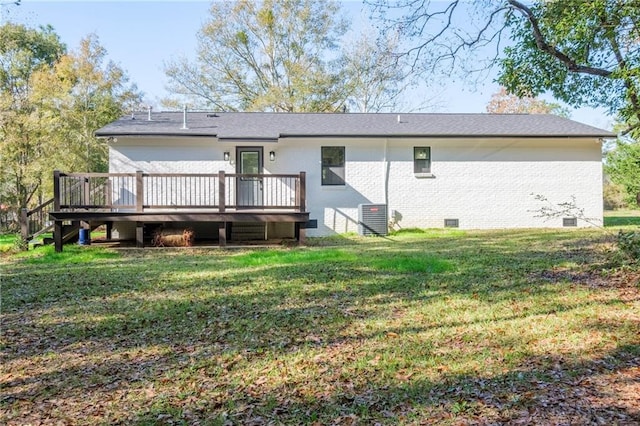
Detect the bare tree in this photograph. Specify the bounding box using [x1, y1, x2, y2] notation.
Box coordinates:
[164, 0, 349, 112]
[341, 31, 415, 112]
[164, 0, 425, 113]
[368, 0, 639, 135]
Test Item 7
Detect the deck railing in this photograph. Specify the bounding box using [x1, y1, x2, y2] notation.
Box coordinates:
[53, 170, 306, 213]
[20, 198, 55, 240]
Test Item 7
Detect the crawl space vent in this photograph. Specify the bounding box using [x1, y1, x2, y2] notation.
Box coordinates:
[444, 219, 459, 228]
[563, 217, 577, 227]
[358, 204, 388, 236]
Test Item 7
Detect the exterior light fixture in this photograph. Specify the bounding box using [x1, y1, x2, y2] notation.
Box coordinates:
[224, 152, 230, 161]
[269, 151, 276, 161]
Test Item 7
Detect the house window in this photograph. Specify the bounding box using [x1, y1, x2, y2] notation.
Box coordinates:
[322, 146, 345, 185]
[414, 147, 431, 174]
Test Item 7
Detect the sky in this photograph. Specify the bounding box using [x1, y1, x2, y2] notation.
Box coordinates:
[2, 0, 613, 130]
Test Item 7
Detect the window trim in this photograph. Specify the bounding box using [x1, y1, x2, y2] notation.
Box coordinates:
[321, 146, 346, 186]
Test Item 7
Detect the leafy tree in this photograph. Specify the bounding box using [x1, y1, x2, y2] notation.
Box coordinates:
[368, 0, 637, 134]
[0, 25, 141, 225]
[486, 87, 570, 116]
[165, 0, 348, 112]
[31, 35, 141, 175]
[603, 178, 628, 210]
[498, 1, 638, 135]
[0, 23, 65, 213]
[606, 138, 640, 206]
[0, 23, 63, 103]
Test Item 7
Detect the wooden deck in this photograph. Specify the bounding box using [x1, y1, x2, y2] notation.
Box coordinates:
[47, 170, 309, 251]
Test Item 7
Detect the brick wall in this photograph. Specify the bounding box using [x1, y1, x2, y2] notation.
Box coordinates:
[384, 138, 602, 231]
[108, 135, 603, 237]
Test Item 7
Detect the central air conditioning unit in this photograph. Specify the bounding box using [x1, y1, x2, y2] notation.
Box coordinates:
[358, 204, 388, 236]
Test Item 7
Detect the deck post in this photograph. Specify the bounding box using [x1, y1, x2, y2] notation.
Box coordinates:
[52, 171, 62, 251]
[54, 221, 63, 252]
[136, 222, 144, 248]
[299, 171, 306, 212]
[218, 170, 226, 212]
[136, 170, 144, 213]
[53, 170, 61, 211]
[20, 208, 28, 242]
[219, 222, 227, 247]
[295, 223, 306, 245]
[83, 177, 91, 206]
[106, 222, 113, 240]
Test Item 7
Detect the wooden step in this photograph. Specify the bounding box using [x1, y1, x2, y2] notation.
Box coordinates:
[59, 221, 106, 245]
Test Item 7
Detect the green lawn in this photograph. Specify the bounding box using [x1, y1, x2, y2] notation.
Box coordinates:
[604, 209, 640, 227]
[1, 229, 639, 425]
[0, 233, 18, 253]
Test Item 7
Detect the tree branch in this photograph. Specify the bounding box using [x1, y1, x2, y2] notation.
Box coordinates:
[507, 0, 613, 77]
[598, 10, 640, 123]
[621, 121, 640, 137]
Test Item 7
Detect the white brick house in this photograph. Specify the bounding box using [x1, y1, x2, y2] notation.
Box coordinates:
[97, 112, 611, 239]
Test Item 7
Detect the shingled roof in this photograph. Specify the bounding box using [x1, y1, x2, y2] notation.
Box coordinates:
[95, 111, 614, 139]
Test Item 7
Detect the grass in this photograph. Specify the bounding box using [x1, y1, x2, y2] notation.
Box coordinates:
[0, 234, 18, 253]
[1, 228, 639, 425]
[604, 208, 640, 227]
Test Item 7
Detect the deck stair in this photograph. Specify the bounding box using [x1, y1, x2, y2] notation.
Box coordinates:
[21, 178, 109, 247]
[20, 198, 55, 246]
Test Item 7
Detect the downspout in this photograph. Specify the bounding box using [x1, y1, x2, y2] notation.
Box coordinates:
[383, 138, 390, 213]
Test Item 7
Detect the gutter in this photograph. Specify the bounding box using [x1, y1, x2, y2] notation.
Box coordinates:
[95, 132, 218, 138]
[95, 128, 615, 139]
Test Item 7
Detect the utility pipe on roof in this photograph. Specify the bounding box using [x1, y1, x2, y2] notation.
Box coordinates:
[182, 105, 188, 129]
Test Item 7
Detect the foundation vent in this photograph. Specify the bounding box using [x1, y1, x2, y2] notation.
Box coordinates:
[563, 217, 577, 227]
[444, 219, 459, 228]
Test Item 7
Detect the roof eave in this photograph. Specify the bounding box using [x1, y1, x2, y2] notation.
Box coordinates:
[279, 133, 614, 139]
[95, 132, 614, 139]
[95, 132, 217, 138]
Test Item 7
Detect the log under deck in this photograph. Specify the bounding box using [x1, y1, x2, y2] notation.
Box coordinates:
[50, 210, 310, 251]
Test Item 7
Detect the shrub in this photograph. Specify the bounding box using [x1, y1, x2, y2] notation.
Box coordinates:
[603, 181, 628, 210]
[616, 230, 640, 261]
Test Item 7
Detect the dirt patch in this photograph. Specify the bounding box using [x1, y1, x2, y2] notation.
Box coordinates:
[532, 265, 640, 296]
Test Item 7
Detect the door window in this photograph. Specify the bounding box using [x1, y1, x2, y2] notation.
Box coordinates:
[240, 151, 260, 174]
